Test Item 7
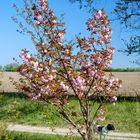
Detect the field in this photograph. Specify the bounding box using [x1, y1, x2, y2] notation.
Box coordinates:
[110, 72, 140, 96]
[0, 92, 139, 133]
[0, 72, 140, 96]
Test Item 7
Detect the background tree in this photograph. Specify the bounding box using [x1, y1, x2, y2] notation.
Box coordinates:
[69, 0, 95, 11]
[3, 63, 20, 72]
[0, 66, 3, 71]
[69, 0, 140, 65]
[114, 0, 140, 29]
[12, 0, 122, 140]
[114, 0, 140, 65]
[0, 66, 2, 85]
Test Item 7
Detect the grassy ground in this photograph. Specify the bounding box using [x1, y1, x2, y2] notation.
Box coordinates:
[0, 132, 82, 140]
[0, 92, 139, 133]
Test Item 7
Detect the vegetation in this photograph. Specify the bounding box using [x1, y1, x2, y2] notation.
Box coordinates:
[11, 0, 123, 139]
[114, 1, 140, 65]
[105, 67, 140, 72]
[0, 63, 20, 72]
[0, 66, 2, 71]
[0, 64, 140, 72]
[0, 131, 83, 140]
[0, 92, 139, 133]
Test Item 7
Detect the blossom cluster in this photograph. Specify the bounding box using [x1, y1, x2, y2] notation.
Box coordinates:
[32, 1, 64, 42]
[90, 47, 115, 69]
[96, 105, 106, 121]
[19, 47, 71, 101]
[86, 10, 112, 45]
[20, 49, 43, 73]
[39, 0, 47, 11]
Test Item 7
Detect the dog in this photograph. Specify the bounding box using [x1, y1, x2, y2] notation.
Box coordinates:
[93, 123, 115, 139]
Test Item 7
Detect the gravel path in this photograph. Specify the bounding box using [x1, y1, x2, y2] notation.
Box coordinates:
[7, 124, 140, 140]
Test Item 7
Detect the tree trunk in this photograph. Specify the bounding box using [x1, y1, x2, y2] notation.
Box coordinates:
[82, 127, 95, 140]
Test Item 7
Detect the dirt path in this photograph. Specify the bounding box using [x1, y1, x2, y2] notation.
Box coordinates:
[7, 124, 140, 140]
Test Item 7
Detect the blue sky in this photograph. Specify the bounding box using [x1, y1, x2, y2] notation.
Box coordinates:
[0, 0, 138, 68]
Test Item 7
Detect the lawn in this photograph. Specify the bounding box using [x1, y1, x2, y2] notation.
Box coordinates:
[0, 92, 139, 133]
[0, 132, 82, 140]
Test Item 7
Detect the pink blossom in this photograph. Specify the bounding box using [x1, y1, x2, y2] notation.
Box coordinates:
[119, 84, 122, 88]
[96, 116, 105, 121]
[39, 0, 46, 3]
[98, 109, 105, 115]
[33, 61, 39, 72]
[48, 75, 54, 80]
[104, 60, 112, 68]
[88, 23, 94, 30]
[41, 0, 47, 10]
[26, 53, 31, 59]
[89, 70, 95, 76]
[49, 59, 52, 65]
[60, 81, 69, 90]
[97, 86, 103, 92]
[52, 69, 57, 73]
[36, 21, 41, 25]
[110, 96, 117, 102]
[44, 49, 48, 54]
[41, 76, 48, 82]
[42, 5, 46, 10]
[58, 32, 64, 38]
[32, 93, 41, 100]
[72, 76, 86, 91]
[65, 49, 69, 54]
[81, 60, 87, 67]
[20, 54, 27, 63]
[37, 14, 42, 20]
[52, 20, 57, 24]
[76, 76, 85, 85]
[95, 10, 102, 20]
[20, 51, 31, 64]
[106, 86, 110, 91]
[29, 74, 33, 78]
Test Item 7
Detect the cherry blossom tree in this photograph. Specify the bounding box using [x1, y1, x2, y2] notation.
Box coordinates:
[12, 0, 122, 139]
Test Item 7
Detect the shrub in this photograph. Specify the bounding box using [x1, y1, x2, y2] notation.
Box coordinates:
[12, 1, 122, 140]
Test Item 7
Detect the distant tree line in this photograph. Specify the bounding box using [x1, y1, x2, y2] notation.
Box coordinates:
[0, 63, 139, 72]
[105, 67, 140, 72]
[0, 63, 20, 72]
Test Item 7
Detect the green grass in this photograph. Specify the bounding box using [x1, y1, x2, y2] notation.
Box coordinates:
[0, 93, 66, 128]
[0, 132, 82, 140]
[0, 92, 139, 132]
[104, 101, 140, 132]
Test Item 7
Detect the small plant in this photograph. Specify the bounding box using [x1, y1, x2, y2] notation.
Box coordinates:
[0, 121, 14, 140]
[7, 101, 21, 121]
[12, 0, 122, 139]
[0, 121, 7, 137]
